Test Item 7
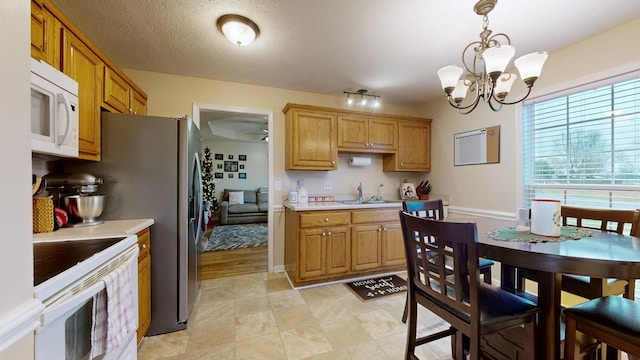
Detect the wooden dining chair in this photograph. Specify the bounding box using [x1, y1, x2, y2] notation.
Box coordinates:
[517, 206, 640, 300]
[399, 211, 540, 360]
[400, 200, 495, 323]
[564, 296, 640, 359]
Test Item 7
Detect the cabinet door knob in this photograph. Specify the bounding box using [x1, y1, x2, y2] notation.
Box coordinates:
[400, 163, 404, 167]
[370, 143, 374, 147]
[331, 160, 336, 165]
[328, 232, 332, 236]
[383, 227, 387, 231]
[378, 227, 382, 232]
[325, 218, 329, 222]
[141, 244, 147, 249]
[322, 232, 326, 236]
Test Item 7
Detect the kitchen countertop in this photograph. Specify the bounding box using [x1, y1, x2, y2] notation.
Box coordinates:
[283, 194, 449, 211]
[33, 219, 154, 241]
[284, 201, 403, 211]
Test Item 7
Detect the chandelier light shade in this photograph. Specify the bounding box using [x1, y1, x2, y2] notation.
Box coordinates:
[344, 89, 380, 109]
[437, 0, 548, 114]
[216, 14, 260, 46]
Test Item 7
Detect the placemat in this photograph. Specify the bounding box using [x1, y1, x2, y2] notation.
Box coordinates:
[344, 275, 407, 302]
[487, 226, 592, 243]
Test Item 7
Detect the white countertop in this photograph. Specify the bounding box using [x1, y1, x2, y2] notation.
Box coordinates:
[284, 201, 403, 211]
[283, 194, 449, 211]
[33, 219, 154, 241]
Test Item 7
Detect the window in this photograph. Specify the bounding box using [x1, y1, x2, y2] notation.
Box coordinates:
[522, 74, 640, 210]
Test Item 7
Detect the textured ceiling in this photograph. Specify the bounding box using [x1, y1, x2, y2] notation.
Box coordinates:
[52, 0, 640, 108]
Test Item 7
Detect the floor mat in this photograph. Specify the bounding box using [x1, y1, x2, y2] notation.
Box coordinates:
[344, 274, 407, 301]
[203, 223, 268, 251]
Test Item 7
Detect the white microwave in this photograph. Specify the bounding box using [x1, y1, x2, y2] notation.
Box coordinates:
[30, 58, 79, 157]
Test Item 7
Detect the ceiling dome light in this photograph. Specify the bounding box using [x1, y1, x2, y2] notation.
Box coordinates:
[216, 14, 260, 46]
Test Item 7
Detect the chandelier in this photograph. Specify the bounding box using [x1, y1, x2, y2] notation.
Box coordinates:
[437, 0, 548, 114]
[344, 89, 381, 109]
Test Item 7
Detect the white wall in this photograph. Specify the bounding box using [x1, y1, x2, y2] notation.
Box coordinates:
[418, 17, 640, 216]
[202, 139, 269, 200]
[0, 0, 36, 358]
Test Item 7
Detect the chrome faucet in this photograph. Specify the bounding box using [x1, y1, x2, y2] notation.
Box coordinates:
[357, 182, 363, 201]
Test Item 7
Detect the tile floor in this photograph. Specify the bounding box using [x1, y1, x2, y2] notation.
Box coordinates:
[137, 272, 453, 360]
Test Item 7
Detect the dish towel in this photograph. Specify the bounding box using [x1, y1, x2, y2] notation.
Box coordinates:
[90, 262, 137, 359]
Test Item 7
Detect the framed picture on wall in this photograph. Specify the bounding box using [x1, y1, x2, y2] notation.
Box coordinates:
[239, 154, 247, 161]
[214, 173, 223, 178]
[239, 164, 245, 169]
[239, 173, 246, 179]
[228, 173, 234, 178]
[228, 154, 234, 160]
[224, 161, 238, 172]
[215, 153, 223, 160]
[217, 163, 222, 169]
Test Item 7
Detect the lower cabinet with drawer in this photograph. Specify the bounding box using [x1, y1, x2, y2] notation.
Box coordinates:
[136, 227, 151, 344]
[285, 207, 404, 287]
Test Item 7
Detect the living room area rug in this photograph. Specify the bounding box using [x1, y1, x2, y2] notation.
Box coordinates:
[344, 274, 407, 302]
[203, 223, 268, 251]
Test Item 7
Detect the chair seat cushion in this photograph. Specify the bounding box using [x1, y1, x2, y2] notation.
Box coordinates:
[477, 283, 539, 321]
[479, 258, 495, 268]
[562, 274, 625, 286]
[564, 296, 640, 346]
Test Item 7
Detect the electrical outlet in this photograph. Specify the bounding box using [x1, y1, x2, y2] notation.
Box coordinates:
[323, 181, 332, 190]
[275, 181, 282, 191]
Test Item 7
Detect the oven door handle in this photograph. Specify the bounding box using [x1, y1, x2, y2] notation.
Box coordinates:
[39, 281, 105, 329]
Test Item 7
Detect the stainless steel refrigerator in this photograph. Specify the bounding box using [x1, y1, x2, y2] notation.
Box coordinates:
[65, 112, 203, 336]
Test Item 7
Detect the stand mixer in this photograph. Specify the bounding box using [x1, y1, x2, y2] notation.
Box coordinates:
[43, 173, 106, 227]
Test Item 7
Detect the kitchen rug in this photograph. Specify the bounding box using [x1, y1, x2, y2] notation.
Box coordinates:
[344, 274, 407, 302]
[203, 223, 268, 251]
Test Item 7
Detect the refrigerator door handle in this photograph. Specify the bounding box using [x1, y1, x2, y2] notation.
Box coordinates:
[192, 152, 204, 242]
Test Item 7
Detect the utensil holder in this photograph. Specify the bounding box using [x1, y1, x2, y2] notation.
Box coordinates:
[33, 196, 55, 233]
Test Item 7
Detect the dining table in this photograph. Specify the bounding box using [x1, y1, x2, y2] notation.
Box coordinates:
[449, 216, 640, 360]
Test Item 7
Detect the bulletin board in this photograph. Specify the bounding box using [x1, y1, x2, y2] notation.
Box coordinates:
[454, 126, 500, 166]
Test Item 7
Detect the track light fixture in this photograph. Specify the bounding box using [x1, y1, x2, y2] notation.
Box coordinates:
[436, 0, 548, 114]
[344, 89, 380, 109]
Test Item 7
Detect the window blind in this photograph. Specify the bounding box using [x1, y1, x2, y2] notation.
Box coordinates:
[522, 75, 640, 210]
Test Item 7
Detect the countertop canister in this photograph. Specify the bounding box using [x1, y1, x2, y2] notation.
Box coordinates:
[530, 199, 561, 237]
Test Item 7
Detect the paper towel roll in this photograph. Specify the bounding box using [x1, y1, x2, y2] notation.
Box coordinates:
[530, 199, 561, 237]
[349, 157, 371, 167]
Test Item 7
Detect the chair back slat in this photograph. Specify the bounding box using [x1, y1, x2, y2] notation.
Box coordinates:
[561, 205, 637, 235]
[403, 200, 444, 220]
[399, 211, 479, 321]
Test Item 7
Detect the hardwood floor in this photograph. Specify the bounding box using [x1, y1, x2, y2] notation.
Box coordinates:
[200, 245, 268, 279]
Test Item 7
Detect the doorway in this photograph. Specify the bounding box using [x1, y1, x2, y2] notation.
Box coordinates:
[192, 103, 274, 277]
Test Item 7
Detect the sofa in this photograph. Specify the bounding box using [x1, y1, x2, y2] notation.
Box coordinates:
[219, 188, 268, 225]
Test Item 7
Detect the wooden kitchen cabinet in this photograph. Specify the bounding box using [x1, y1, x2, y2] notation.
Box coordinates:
[31, 0, 148, 161]
[383, 119, 432, 172]
[337, 114, 397, 153]
[284, 103, 430, 172]
[104, 66, 148, 115]
[31, 1, 61, 67]
[62, 28, 103, 161]
[136, 227, 151, 344]
[285, 207, 403, 287]
[299, 226, 350, 279]
[351, 209, 405, 271]
[284, 104, 338, 170]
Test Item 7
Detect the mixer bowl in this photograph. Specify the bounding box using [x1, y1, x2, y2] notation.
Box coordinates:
[63, 195, 106, 225]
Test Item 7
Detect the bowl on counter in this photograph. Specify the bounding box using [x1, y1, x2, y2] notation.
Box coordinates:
[63, 195, 106, 227]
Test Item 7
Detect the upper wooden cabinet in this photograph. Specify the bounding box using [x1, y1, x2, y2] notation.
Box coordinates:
[62, 28, 103, 161]
[337, 115, 397, 153]
[31, 0, 61, 68]
[104, 66, 148, 115]
[30, 0, 148, 160]
[284, 104, 338, 171]
[383, 119, 432, 172]
[284, 103, 431, 172]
